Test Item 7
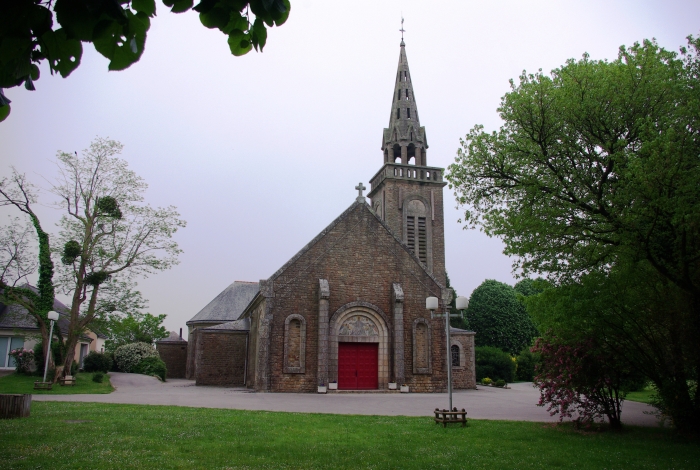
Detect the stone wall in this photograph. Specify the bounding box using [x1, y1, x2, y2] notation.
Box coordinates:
[451, 332, 476, 389]
[261, 202, 451, 393]
[156, 340, 188, 379]
[195, 330, 248, 386]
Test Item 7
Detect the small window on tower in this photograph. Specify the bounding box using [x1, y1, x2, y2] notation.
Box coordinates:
[404, 71, 408, 81]
[410, 132, 413, 140]
[406, 89, 410, 100]
[396, 108, 400, 119]
[397, 89, 401, 101]
[407, 108, 411, 119]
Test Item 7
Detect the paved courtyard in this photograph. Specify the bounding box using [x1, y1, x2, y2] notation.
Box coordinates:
[33, 372, 662, 427]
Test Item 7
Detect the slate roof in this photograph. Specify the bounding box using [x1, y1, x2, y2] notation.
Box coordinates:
[202, 318, 250, 331]
[187, 281, 259, 325]
[0, 287, 105, 339]
[450, 327, 475, 334]
[157, 331, 187, 343]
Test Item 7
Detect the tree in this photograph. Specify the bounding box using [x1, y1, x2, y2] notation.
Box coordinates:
[0, 172, 58, 370]
[446, 36, 700, 431]
[465, 279, 538, 355]
[101, 311, 169, 352]
[51, 137, 185, 375]
[0, 0, 291, 121]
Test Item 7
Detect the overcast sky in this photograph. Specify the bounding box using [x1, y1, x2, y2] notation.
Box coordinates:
[1, 0, 697, 337]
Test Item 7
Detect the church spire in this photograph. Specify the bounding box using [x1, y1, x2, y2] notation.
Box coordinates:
[382, 35, 428, 166]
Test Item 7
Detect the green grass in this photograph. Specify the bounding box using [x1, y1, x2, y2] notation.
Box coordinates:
[1, 402, 698, 469]
[0, 372, 113, 394]
[626, 385, 657, 404]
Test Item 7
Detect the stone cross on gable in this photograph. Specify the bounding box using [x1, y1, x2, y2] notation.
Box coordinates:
[355, 182, 366, 202]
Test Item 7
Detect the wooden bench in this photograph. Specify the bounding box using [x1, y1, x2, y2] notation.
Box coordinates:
[33, 381, 52, 390]
[59, 376, 76, 386]
[434, 408, 468, 427]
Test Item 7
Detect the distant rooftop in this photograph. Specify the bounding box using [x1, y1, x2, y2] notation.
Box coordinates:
[187, 281, 259, 325]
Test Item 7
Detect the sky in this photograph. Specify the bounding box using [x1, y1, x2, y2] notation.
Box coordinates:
[1, 0, 697, 338]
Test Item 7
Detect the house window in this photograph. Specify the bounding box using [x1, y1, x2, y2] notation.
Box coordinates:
[0, 336, 24, 368]
[284, 314, 306, 373]
[451, 344, 460, 367]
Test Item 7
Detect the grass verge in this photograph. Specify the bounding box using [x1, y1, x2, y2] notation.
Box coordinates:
[1, 402, 698, 469]
[0, 372, 113, 395]
[626, 385, 657, 404]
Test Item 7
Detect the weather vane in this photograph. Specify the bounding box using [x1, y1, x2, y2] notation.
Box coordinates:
[400, 17, 405, 42]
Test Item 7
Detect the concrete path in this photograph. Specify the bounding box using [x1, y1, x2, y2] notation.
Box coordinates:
[33, 373, 663, 427]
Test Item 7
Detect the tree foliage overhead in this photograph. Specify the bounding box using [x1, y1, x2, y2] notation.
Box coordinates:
[0, 0, 291, 120]
[447, 37, 700, 293]
[447, 36, 700, 431]
[466, 279, 538, 355]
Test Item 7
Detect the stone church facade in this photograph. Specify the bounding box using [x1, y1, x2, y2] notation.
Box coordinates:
[186, 40, 476, 392]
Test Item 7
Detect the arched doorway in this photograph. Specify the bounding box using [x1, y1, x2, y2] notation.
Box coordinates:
[329, 304, 390, 390]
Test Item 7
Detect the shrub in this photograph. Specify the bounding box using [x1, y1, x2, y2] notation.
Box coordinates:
[83, 351, 112, 373]
[133, 356, 167, 381]
[92, 372, 105, 383]
[114, 342, 159, 372]
[481, 377, 493, 385]
[495, 379, 506, 387]
[475, 346, 516, 382]
[8, 348, 35, 374]
[515, 347, 540, 381]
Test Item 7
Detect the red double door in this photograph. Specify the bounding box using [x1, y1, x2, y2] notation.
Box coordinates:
[338, 342, 378, 390]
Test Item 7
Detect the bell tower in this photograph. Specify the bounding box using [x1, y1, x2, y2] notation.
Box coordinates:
[367, 37, 447, 286]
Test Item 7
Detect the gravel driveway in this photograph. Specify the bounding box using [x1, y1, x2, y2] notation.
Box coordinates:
[33, 372, 663, 427]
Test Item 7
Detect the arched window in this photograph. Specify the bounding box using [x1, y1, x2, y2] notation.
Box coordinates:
[451, 344, 460, 367]
[284, 314, 306, 374]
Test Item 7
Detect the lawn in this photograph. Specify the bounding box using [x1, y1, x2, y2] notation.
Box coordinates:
[626, 385, 657, 404]
[0, 372, 113, 395]
[1, 402, 698, 469]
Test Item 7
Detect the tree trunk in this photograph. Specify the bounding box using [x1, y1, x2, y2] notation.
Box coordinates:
[0, 394, 31, 419]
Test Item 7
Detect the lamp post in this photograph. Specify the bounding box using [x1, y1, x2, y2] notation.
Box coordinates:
[427, 295, 469, 411]
[42, 311, 59, 383]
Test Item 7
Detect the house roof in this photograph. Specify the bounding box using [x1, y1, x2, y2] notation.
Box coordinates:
[187, 281, 259, 325]
[0, 285, 107, 339]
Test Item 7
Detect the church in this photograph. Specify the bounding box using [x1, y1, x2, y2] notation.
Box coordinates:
[184, 39, 476, 392]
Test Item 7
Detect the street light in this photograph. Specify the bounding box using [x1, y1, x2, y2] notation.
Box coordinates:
[42, 311, 59, 383]
[427, 295, 466, 411]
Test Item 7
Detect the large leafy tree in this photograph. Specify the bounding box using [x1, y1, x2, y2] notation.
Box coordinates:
[446, 37, 700, 431]
[465, 279, 538, 355]
[52, 137, 185, 375]
[0, 0, 291, 121]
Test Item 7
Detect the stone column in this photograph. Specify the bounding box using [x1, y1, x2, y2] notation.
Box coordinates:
[392, 283, 405, 385]
[255, 279, 274, 391]
[401, 145, 408, 165]
[415, 147, 422, 166]
[318, 279, 330, 386]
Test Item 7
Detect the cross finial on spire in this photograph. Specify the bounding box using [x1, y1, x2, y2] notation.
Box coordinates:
[399, 17, 405, 44]
[355, 182, 366, 202]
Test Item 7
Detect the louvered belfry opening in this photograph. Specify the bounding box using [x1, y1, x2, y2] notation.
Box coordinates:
[407, 216, 416, 253]
[417, 217, 427, 264]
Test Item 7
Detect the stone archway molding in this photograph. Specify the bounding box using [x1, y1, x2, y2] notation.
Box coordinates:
[328, 301, 390, 388]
